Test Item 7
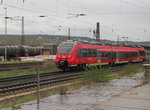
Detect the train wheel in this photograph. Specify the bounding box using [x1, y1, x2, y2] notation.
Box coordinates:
[62, 67, 69, 71]
[63, 68, 66, 71]
[77, 64, 85, 70]
[129, 61, 133, 64]
[97, 65, 101, 69]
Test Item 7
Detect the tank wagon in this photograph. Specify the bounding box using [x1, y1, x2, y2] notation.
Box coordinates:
[0, 45, 42, 59]
[55, 40, 146, 70]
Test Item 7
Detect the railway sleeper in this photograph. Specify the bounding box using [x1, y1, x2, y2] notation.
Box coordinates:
[0, 75, 80, 94]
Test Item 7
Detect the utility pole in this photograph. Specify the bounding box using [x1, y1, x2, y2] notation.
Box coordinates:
[8, 16, 25, 45]
[36, 65, 40, 109]
[21, 16, 25, 45]
[93, 30, 96, 41]
[68, 28, 70, 40]
[96, 22, 100, 42]
[4, 8, 7, 61]
[117, 35, 119, 46]
[122, 37, 128, 43]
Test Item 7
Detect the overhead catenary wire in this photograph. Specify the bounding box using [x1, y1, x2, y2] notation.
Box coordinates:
[117, 0, 150, 11]
[0, 0, 149, 41]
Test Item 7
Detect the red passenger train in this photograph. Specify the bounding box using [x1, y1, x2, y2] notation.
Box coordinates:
[55, 40, 146, 70]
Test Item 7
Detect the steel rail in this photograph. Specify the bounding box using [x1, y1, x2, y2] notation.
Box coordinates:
[0, 62, 43, 72]
[0, 72, 82, 96]
[0, 70, 64, 81]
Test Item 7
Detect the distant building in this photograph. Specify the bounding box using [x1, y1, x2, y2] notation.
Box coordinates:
[42, 43, 57, 55]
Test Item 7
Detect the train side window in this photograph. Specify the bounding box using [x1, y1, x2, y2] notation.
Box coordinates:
[134, 52, 136, 57]
[128, 52, 138, 58]
[103, 52, 107, 59]
[87, 49, 92, 57]
[126, 52, 129, 58]
[130, 52, 133, 58]
[116, 52, 119, 59]
[139, 51, 145, 56]
[135, 52, 138, 57]
[128, 52, 131, 58]
[77, 49, 86, 57]
[108, 52, 112, 59]
[91, 49, 97, 57]
[93, 49, 97, 57]
[97, 50, 101, 57]
[123, 52, 128, 58]
[112, 52, 116, 59]
[101, 52, 111, 59]
[83, 49, 88, 57]
[118, 52, 127, 59]
[118, 52, 122, 59]
[143, 51, 146, 55]
[101, 52, 104, 59]
[77, 49, 82, 57]
[129, 53, 132, 58]
[77, 49, 98, 57]
[119, 52, 121, 59]
[123, 52, 126, 58]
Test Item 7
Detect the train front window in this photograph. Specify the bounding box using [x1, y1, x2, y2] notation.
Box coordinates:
[58, 43, 74, 54]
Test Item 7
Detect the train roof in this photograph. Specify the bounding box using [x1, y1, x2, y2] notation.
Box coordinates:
[64, 40, 144, 49]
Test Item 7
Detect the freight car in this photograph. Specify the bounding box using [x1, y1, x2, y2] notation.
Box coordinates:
[55, 40, 146, 70]
[0, 45, 42, 59]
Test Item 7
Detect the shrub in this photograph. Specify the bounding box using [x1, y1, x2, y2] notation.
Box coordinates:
[80, 67, 110, 83]
[122, 63, 137, 76]
[58, 86, 69, 95]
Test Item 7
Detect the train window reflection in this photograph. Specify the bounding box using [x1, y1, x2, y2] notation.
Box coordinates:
[58, 43, 74, 54]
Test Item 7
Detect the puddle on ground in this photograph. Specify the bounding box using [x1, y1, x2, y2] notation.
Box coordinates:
[4, 72, 146, 110]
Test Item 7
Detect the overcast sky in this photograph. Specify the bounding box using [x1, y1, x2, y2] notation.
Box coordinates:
[0, 0, 149, 42]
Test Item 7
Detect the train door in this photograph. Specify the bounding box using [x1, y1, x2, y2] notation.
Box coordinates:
[109, 47, 116, 65]
[116, 50, 119, 64]
[111, 50, 117, 64]
[137, 51, 140, 61]
[109, 47, 113, 64]
[97, 49, 101, 64]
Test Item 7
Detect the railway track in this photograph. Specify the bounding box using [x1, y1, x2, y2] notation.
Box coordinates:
[0, 71, 62, 86]
[0, 62, 43, 72]
[0, 63, 142, 99]
[0, 70, 83, 97]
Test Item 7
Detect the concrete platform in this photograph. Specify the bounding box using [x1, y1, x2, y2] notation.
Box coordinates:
[88, 83, 150, 110]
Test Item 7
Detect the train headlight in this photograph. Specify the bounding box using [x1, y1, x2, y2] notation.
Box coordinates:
[68, 54, 71, 58]
[58, 54, 60, 58]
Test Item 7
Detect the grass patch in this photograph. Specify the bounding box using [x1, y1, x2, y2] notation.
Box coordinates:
[0, 60, 58, 78]
[0, 88, 60, 109]
[121, 63, 144, 77]
[80, 64, 144, 84]
[80, 67, 111, 83]
[58, 86, 70, 95]
[0, 68, 61, 78]
[0, 95, 37, 109]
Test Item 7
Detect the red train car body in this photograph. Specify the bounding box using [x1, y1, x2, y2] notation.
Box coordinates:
[55, 40, 146, 69]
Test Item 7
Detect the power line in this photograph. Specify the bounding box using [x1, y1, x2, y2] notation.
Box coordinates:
[117, 0, 150, 11]
[0, 0, 149, 40]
